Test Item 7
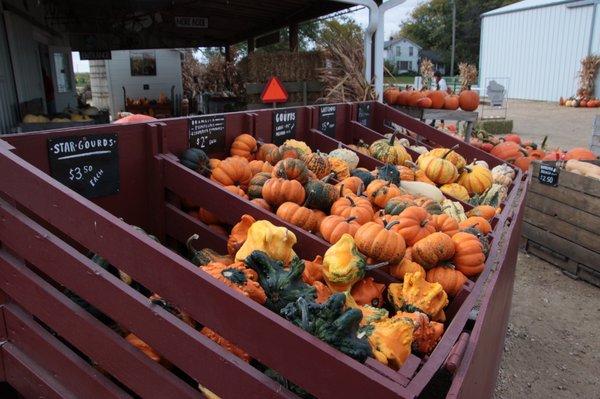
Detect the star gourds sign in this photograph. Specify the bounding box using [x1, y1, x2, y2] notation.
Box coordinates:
[261, 77, 288, 104]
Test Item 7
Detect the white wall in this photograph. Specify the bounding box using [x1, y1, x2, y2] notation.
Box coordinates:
[480, 2, 598, 101]
[385, 39, 420, 72]
[107, 49, 183, 115]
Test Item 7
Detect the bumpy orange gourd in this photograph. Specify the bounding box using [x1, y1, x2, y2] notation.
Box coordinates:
[272, 158, 309, 184]
[313, 281, 333, 304]
[354, 221, 406, 262]
[211, 157, 253, 190]
[366, 179, 404, 208]
[329, 157, 351, 180]
[262, 178, 305, 207]
[276, 201, 326, 233]
[431, 214, 459, 236]
[411, 232, 455, 269]
[227, 214, 256, 256]
[387, 271, 448, 321]
[202, 262, 267, 304]
[395, 206, 436, 246]
[319, 215, 361, 244]
[201, 327, 250, 362]
[302, 151, 331, 179]
[389, 249, 426, 280]
[395, 312, 444, 354]
[458, 164, 493, 195]
[452, 232, 485, 277]
[330, 195, 374, 225]
[459, 216, 492, 234]
[367, 316, 414, 370]
[302, 255, 324, 285]
[426, 265, 467, 297]
[230, 134, 257, 161]
[351, 277, 386, 307]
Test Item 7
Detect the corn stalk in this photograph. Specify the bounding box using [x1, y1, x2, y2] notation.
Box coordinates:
[458, 63, 478, 91]
[577, 55, 600, 98]
[420, 58, 434, 89]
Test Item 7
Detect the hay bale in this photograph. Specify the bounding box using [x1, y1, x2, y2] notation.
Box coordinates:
[476, 119, 514, 136]
[238, 51, 325, 83]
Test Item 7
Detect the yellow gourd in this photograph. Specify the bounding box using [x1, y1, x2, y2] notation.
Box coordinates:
[235, 220, 297, 264]
[387, 271, 448, 322]
[322, 234, 366, 292]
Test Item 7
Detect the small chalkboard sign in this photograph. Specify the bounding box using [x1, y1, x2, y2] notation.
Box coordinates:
[357, 103, 371, 127]
[538, 163, 559, 186]
[272, 109, 297, 145]
[47, 134, 119, 199]
[319, 105, 337, 138]
[189, 114, 226, 154]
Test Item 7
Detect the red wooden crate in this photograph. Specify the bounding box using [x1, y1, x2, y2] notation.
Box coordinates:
[0, 102, 528, 398]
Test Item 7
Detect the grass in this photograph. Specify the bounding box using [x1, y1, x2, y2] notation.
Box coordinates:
[384, 76, 415, 86]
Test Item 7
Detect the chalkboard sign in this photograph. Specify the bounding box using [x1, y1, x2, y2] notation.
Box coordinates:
[272, 109, 297, 145]
[318, 105, 337, 137]
[538, 163, 559, 186]
[48, 134, 119, 199]
[357, 103, 371, 127]
[189, 114, 226, 154]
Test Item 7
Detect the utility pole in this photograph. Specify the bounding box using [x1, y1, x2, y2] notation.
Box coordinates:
[450, 0, 456, 77]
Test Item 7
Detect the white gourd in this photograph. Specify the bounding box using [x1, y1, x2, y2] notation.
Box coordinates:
[329, 148, 360, 170]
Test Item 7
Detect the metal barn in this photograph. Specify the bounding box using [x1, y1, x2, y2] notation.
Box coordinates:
[479, 0, 600, 102]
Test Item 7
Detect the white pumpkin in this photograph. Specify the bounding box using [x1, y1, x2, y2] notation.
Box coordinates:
[491, 163, 515, 186]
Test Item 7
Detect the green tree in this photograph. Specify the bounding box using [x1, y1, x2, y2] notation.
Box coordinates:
[398, 0, 518, 73]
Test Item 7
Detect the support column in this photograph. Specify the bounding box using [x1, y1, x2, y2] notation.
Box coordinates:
[289, 23, 299, 52]
[224, 45, 232, 62]
[247, 38, 255, 54]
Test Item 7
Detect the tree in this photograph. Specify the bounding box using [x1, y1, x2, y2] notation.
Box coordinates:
[398, 0, 518, 72]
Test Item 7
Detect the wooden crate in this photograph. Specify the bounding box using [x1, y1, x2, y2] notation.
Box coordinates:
[523, 161, 600, 287]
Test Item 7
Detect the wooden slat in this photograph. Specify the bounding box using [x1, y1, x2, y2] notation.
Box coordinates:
[529, 179, 600, 216]
[3, 305, 129, 399]
[0, 199, 291, 399]
[524, 207, 600, 253]
[531, 161, 600, 198]
[522, 222, 600, 272]
[165, 203, 229, 254]
[2, 343, 73, 399]
[525, 192, 600, 234]
[0, 144, 409, 399]
[0, 249, 199, 399]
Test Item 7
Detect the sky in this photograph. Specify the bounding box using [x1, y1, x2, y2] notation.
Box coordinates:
[72, 0, 421, 73]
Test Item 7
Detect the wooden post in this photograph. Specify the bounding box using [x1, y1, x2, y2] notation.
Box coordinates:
[289, 24, 299, 52]
[247, 38, 255, 54]
[224, 45, 232, 62]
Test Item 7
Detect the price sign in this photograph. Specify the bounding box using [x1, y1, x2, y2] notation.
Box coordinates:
[272, 109, 297, 145]
[357, 103, 372, 127]
[189, 115, 226, 154]
[47, 134, 119, 199]
[538, 163, 559, 186]
[318, 105, 337, 138]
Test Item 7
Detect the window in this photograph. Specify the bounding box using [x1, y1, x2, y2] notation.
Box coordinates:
[409, 46, 413, 56]
[53, 53, 72, 93]
[130, 50, 157, 76]
[395, 46, 401, 57]
[399, 61, 410, 70]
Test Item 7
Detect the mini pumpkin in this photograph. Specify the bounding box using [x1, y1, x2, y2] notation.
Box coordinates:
[282, 139, 312, 156]
[354, 221, 406, 262]
[467, 205, 497, 221]
[329, 156, 351, 180]
[330, 195, 374, 224]
[451, 232, 485, 277]
[459, 216, 492, 234]
[302, 151, 331, 179]
[336, 176, 364, 195]
[458, 164, 493, 195]
[248, 160, 273, 176]
[418, 150, 459, 185]
[211, 157, 253, 190]
[389, 249, 426, 280]
[251, 198, 271, 211]
[397, 165, 416, 181]
[440, 183, 470, 202]
[384, 196, 416, 215]
[272, 158, 309, 184]
[320, 215, 361, 244]
[369, 133, 412, 165]
[366, 179, 404, 208]
[203, 262, 267, 304]
[426, 265, 467, 297]
[329, 148, 360, 170]
[411, 232, 455, 269]
[248, 172, 272, 199]
[262, 178, 305, 207]
[430, 214, 459, 236]
[395, 206, 436, 246]
[224, 185, 248, 199]
[257, 143, 280, 163]
[276, 201, 326, 233]
[304, 178, 339, 212]
[230, 134, 257, 161]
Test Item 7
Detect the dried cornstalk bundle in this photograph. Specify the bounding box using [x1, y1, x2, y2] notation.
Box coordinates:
[458, 63, 478, 90]
[199, 49, 244, 97]
[181, 50, 204, 99]
[316, 28, 376, 103]
[577, 55, 600, 98]
[420, 58, 434, 89]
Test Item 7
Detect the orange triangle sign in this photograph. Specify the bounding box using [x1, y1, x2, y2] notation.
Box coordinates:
[261, 76, 288, 103]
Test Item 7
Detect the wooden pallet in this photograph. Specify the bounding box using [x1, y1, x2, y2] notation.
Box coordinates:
[523, 161, 600, 287]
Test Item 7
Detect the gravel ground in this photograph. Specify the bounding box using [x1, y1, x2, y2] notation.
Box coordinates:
[493, 252, 600, 398]
[478, 99, 599, 149]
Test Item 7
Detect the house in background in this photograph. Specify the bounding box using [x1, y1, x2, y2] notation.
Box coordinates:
[384, 37, 447, 75]
[384, 37, 421, 74]
[89, 49, 183, 118]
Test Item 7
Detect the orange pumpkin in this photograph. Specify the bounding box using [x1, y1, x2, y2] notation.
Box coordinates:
[397, 165, 415, 181]
[257, 143, 281, 164]
[248, 160, 273, 175]
[428, 91, 447, 109]
[513, 156, 534, 172]
[431, 214, 459, 236]
[397, 90, 412, 106]
[458, 90, 479, 111]
[426, 265, 467, 297]
[319, 215, 361, 244]
[366, 179, 404, 208]
[467, 205, 496, 221]
[490, 141, 525, 162]
[565, 147, 597, 161]
[224, 185, 248, 198]
[279, 146, 302, 159]
[416, 97, 433, 108]
[276, 201, 326, 233]
[198, 208, 220, 224]
[337, 176, 364, 195]
[384, 88, 401, 104]
[395, 206, 436, 246]
[355, 221, 406, 262]
[302, 255, 324, 285]
[262, 178, 305, 207]
[211, 157, 253, 190]
[389, 249, 426, 280]
[444, 95, 459, 110]
[330, 195, 374, 225]
[452, 232, 485, 277]
[272, 158, 309, 184]
[250, 198, 271, 211]
[408, 91, 426, 107]
[351, 277, 386, 307]
[459, 216, 492, 234]
[411, 232, 455, 269]
[230, 134, 257, 161]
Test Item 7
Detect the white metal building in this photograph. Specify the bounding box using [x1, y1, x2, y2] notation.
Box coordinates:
[479, 0, 600, 101]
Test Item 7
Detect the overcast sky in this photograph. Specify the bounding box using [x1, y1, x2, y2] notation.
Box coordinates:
[72, 1, 421, 73]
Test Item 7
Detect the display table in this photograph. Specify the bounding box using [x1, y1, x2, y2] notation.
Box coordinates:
[392, 105, 479, 141]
